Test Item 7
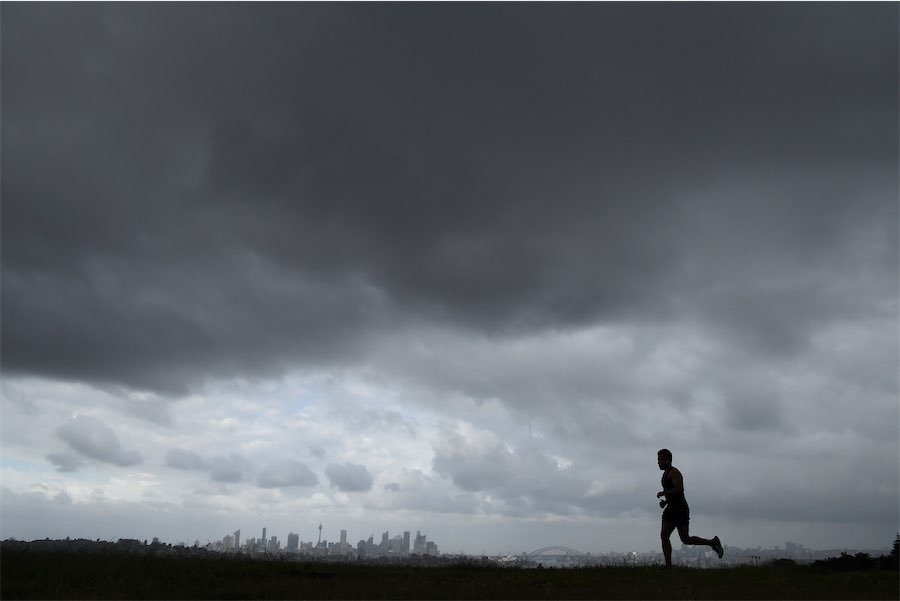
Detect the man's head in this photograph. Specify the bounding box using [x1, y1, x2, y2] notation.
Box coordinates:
[657, 448, 672, 470]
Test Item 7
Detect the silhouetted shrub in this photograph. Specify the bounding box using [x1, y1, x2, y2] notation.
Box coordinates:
[813, 552, 897, 572]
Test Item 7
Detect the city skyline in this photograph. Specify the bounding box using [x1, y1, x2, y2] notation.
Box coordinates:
[9, 527, 890, 566]
[1, 3, 897, 556]
[5, 515, 896, 559]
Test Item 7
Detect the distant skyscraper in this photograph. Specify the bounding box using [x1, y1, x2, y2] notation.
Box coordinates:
[261, 527, 267, 550]
[224, 534, 235, 552]
[340, 529, 347, 553]
[403, 531, 410, 554]
[318, 524, 323, 545]
[414, 531, 426, 554]
[287, 532, 299, 551]
[381, 530, 389, 550]
[234, 530, 241, 549]
[269, 535, 278, 551]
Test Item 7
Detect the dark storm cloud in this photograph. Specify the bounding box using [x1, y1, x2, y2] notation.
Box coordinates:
[55, 415, 142, 467]
[1, 3, 896, 394]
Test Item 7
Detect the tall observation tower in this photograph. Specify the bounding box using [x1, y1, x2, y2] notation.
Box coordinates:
[318, 523, 323, 545]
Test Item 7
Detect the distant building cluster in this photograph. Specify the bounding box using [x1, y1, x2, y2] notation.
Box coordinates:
[611, 540, 851, 569]
[711, 540, 826, 567]
[205, 525, 439, 559]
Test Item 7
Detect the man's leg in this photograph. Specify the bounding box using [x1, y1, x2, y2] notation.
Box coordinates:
[661, 520, 677, 567]
[677, 524, 724, 557]
[676, 524, 713, 547]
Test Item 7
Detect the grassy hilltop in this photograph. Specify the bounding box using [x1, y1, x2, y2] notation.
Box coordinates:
[2, 548, 898, 600]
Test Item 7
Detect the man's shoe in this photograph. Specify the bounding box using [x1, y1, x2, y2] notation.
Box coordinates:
[712, 536, 724, 559]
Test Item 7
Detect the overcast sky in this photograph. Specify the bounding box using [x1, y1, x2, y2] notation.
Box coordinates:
[2, 3, 897, 555]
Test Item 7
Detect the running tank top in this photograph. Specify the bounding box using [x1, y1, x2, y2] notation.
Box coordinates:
[662, 469, 688, 509]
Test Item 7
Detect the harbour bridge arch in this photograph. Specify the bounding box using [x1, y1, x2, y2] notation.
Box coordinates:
[527, 546, 585, 558]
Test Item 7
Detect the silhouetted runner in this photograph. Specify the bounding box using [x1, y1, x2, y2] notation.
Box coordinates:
[657, 448, 723, 568]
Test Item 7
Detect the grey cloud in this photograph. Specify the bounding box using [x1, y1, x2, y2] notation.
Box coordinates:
[375, 468, 483, 515]
[46, 452, 84, 473]
[164, 449, 254, 484]
[720, 387, 785, 433]
[209, 455, 251, 484]
[122, 396, 173, 427]
[256, 460, 318, 489]
[688, 447, 899, 527]
[1, 3, 895, 395]
[431, 427, 591, 516]
[55, 415, 142, 467]
[325, 463, 374, 492]
[164, 448, 210, 471]
[328, 407, 418, 439]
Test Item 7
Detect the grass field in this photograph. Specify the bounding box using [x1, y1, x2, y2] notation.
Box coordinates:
[1, 550, 897, 600]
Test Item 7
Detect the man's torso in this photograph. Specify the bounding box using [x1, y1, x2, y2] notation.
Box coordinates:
[662, 467, 688, 508]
